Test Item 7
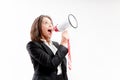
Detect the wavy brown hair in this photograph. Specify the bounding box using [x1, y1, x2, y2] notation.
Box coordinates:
[30, 15, 53, 42]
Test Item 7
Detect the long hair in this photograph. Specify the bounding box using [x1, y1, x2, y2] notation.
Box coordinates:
[30, 15, 53, 42]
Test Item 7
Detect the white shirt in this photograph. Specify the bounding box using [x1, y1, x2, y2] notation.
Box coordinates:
[41, 39, 62, 75]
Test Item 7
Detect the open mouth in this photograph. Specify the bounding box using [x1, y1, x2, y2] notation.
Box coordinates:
[48, 29, 52, 33]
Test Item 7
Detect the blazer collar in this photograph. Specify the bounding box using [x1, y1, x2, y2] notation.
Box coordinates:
[40, 42, 55, 57]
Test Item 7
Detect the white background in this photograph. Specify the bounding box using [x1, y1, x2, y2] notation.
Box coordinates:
[0, 0, 120, 80]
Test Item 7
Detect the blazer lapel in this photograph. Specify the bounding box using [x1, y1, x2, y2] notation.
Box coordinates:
[40, 42, 55, 57]
[35, 41, 67, 74]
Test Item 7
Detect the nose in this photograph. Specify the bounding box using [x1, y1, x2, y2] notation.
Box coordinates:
[49, 23, 53, 28]
[49, 24, 54, 30]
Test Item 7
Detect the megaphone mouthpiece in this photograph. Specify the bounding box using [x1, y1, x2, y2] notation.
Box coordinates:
[54, 25, 59, 32]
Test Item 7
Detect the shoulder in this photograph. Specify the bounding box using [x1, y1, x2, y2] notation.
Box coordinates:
[27, 41, 35, 47]
[26, 41, 43, 49]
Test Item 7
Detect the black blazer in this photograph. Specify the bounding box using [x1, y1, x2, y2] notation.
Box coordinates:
[26, 41, 68, 80]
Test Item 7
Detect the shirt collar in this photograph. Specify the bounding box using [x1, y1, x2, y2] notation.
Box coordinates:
[40, 39, 52, 45]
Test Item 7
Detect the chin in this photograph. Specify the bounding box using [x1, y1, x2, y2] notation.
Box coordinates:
[49, 34, 52, 38]
[47, 36, 51, 39]
[48, 36, 52, 39]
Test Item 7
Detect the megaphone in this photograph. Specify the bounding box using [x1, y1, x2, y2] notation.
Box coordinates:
[54, 14, 78, 32]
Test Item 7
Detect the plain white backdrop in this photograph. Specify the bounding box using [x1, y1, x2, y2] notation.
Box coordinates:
[0, 0, 120, 80]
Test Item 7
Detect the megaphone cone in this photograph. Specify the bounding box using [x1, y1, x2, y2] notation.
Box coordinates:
[54, 14, 78, 32]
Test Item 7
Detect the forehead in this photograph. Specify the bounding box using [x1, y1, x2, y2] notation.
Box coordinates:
[42, 17, 51, 22]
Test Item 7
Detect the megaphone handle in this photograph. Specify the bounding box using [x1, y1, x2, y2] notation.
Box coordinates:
[68, 39, 72, 70]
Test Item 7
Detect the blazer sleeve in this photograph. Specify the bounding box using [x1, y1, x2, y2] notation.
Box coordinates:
[26, 41, 68, 69]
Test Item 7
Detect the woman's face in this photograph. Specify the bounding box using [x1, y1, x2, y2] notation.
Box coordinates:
[41, 17, 53, 41]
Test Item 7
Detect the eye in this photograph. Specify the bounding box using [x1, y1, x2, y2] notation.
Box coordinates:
[45, 22, 48, 24]
[43, 21, 53, 26]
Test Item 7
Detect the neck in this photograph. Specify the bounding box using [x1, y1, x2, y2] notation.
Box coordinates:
[46, 39, 50, 45]
[41, 37, 51, 45]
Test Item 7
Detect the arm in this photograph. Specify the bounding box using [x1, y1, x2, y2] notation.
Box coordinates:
[26, 41, 68, 69]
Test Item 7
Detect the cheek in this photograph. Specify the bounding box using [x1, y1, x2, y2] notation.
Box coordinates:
[41, 26, 47, 35]
[41, 25, 45, 32]
[41, 25, 48, 30]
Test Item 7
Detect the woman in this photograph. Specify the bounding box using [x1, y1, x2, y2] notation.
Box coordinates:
[26, 15, 69, 80]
